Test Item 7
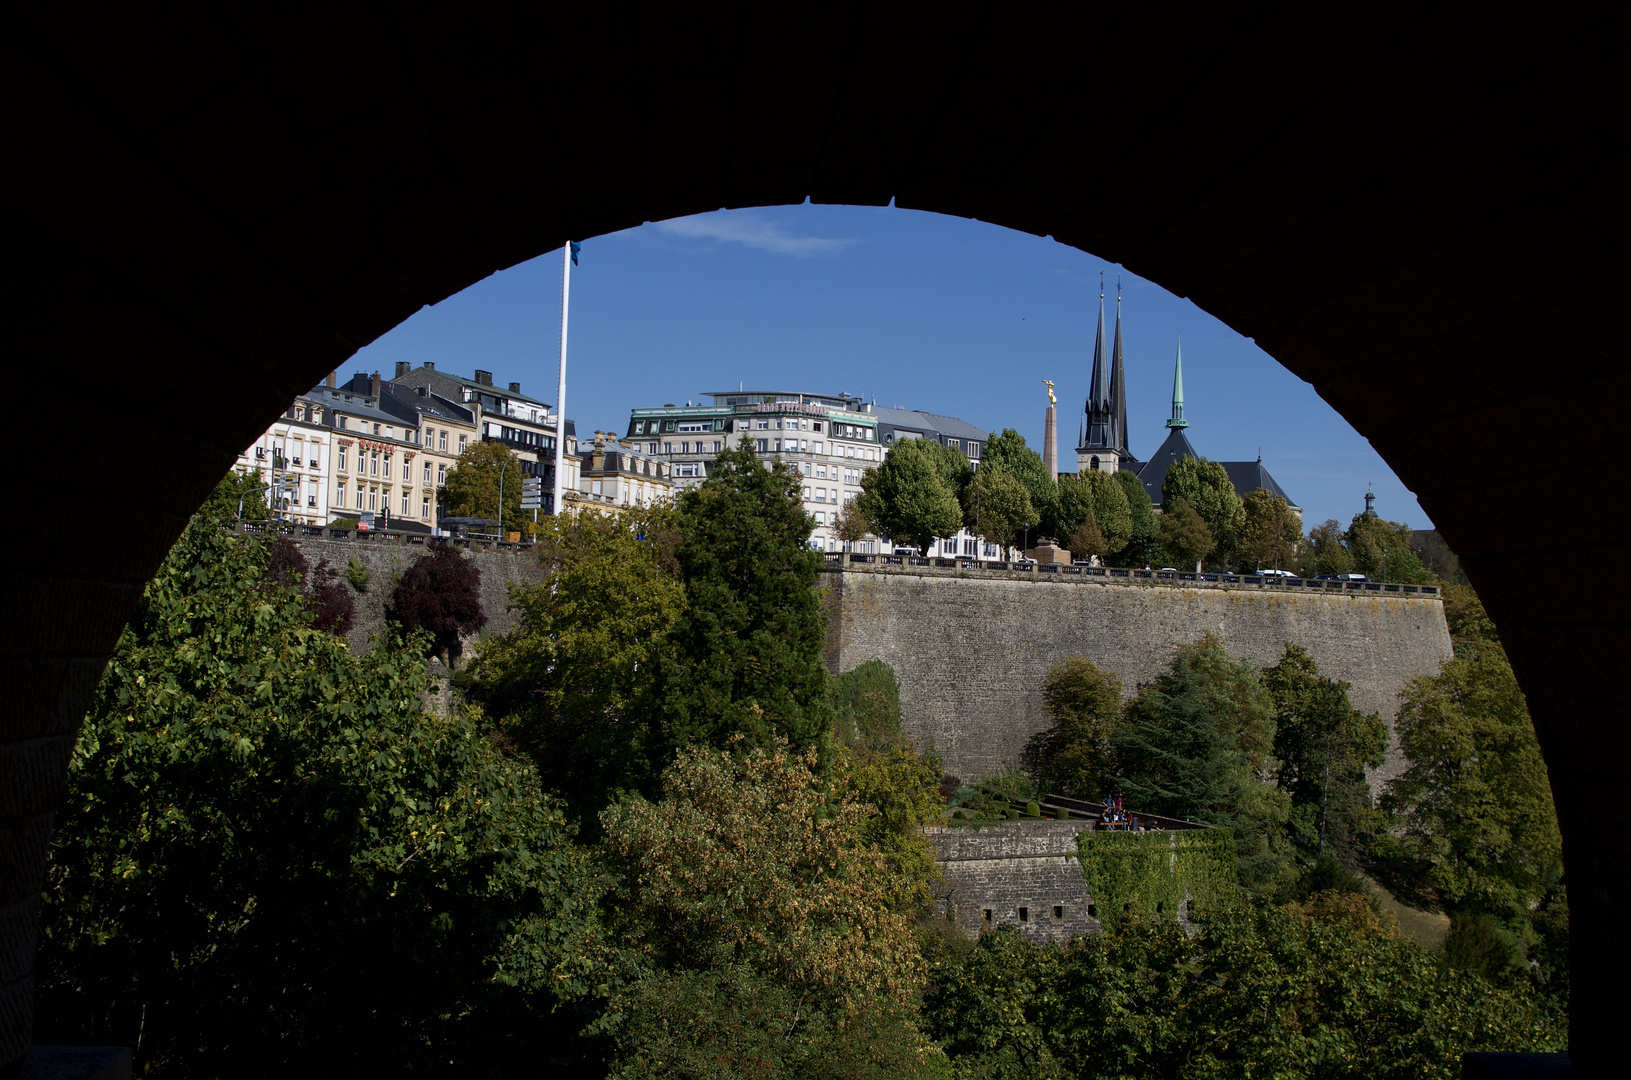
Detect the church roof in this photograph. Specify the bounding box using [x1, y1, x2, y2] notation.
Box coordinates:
[1134, 428, 1201, 505]
[1134, 428, 1300, 510]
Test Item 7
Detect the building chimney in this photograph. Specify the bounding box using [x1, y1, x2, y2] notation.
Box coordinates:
[509, 381, 521, 394]
[325, 371, 336, 388]
[395, 361, 411, 378]
[424, 361, 435, 370]
[370, 371, 381, 398]
[474, 369, 493, 386]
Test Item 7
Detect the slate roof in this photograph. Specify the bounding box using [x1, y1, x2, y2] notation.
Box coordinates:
[1132, 427, 1299, 509]
[871, 406, 988, 444]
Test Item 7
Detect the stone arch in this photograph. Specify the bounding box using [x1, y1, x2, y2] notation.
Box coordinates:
[6, 7, 1623, 1068]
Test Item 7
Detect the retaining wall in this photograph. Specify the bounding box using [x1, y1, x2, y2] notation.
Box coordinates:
[926, 821, 1101, 942]
[821, 565, 1452, 787]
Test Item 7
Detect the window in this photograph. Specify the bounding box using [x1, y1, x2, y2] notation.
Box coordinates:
[592, 480, 603, 495]
[946, 439, 960, 452]
[370, 453, 379, 476]
[338, 447, 347, 472]
[437, 463, 447, 485]
[864, 428, 874, 441]
[813, 441, 823, 454]
[802, 486, 810, 500]
[373, 423, 380, 435]
[663, 441, 673, 455]
[423, 462, 431, 483]
[757, 439, 769, 452]
[368, 488, 377, 511]
[458, 435, 466, 453]
[968, 442, 980, 459]
[815, 465, 827, 479]
[1090, 456, 1100, 471]
[439, 430, 447, 452]
[829, 488, 837, 502]
[339, 415, 348, 429]
[985, 543, 998, 557]
[712, 440, 722, 453]
[673, 463, 703, 478]
[680, 441, 690, 454]
[1054, 906, 1064, 919]
[648, 442, 658, 454]
[814, 489, 824, 503]
[1018, 907, 1029, 923]
[677, 421, 709, 432]
[812, 421, 823, 432]
[755, 419, 770, 430]
[814, 511, 826, 525]
[963, 539, 976, 555]
[800, 440, 809, 452]
[400, 491, 409, 516]
[335, 485, 346, 507]
[356, 482, 364, 505]
[802, 462, 812, 476]
[422, 495, 430, 519]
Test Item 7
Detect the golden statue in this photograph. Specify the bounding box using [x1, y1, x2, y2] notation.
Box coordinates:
[1044, 379, 1056, 405]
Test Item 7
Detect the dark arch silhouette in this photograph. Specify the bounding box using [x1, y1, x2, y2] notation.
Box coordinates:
[7, 7, 1623, 1070]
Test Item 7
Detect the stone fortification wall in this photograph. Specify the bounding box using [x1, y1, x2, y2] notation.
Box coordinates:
[926, 821, 1100, 942]
[288, 536, 546, 655]
[822, 566, 1452, 787]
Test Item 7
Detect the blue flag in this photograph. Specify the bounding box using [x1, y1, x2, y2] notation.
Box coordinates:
[569, 241, 581, 266]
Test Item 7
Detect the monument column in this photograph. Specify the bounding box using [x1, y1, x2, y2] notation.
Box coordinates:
[1043, 380, 1058, 478]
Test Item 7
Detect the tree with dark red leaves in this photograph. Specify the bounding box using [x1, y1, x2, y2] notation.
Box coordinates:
[306, 559, 355, 636]
[387, 544, 485, 658]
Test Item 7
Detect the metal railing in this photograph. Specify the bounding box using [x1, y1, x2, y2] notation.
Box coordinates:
[821, 553, 1437, 597]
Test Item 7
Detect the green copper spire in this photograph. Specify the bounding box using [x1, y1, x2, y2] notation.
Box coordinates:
[1166, 339, 1188, 429]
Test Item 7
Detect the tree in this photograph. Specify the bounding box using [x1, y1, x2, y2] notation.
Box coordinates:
[1441, 582, 1499, 655]
[468, 507, 687, 822]
[978, 428, 1056, 537]
[1347, 512, 1433, 583]
[1115, 636, 1291, 895]
[260, 536, 354, 634]
[443, 440, 530, 537]
[1378, 647, 1562, 928]
[1262, 644, 1387, 863]
[662, 436, 833, 758]
[1301, 518, 1353, 577]
[962, 464, 1036, 558]
[1068, 515, 1109, 561]
[832, 658, 903, 749]
[196, 466, 270, 522]
[857, 436, 963, 555]
[1051, 471, 1131, 554]
[1107, 469, 1159, 567]
[595, 742, 941, 1078]
[1021, 658, 1122, 800]
[1238, 487, 1301, 571]
[35, 519, 598, 1076]
[1161, 456, 1242, 565]
[832, 496, 873, 550]
[388, 543, 487, 658]
[1157, 496, 1214, 569]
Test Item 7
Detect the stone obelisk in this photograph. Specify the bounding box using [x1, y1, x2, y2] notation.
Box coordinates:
[1042, 379, 1058, 479]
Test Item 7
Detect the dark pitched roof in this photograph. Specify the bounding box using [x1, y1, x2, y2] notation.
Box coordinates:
[1134, 428, 1201, 505]
[1221, 460, 1299, 509]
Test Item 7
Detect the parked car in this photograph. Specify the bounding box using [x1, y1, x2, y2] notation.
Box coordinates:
[1257, 568, 1297, 578]
[1316, 573, 1369, 581]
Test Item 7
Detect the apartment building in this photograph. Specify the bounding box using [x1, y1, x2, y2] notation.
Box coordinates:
[566, 431, 675, 515]
[627, 390, 990, 555]
[234, 391, 336, 525]
[388, 363, 578, 511]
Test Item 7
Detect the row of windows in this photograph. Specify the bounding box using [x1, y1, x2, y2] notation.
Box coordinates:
[331, 483, 436, 519]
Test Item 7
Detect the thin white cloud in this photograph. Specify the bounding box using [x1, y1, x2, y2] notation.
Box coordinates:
[655, 211, 858, 257]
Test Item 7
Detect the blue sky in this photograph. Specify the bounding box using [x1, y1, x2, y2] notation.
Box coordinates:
[349, 203, 1429, 532]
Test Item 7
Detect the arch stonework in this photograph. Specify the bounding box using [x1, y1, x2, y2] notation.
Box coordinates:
[6, 7, 1624, 1069]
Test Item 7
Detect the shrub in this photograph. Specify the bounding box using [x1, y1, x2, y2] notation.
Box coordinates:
[388, 544, 485, 657]
[345, 556, 370, 591]
[307, 559, 355, 636]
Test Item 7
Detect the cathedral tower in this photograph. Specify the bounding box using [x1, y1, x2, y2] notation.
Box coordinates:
[1077, 280, 1127, 473]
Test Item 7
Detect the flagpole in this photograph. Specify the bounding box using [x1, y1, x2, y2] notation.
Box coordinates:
[552, 242, 572, 518]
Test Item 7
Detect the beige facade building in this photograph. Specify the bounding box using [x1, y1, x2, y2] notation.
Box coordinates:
[565, 431, 674, 515]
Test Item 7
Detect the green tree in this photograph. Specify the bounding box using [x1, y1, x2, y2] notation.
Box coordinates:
[832, 495, 873, 550]
[469, 507, 687, 822]
[1378, 647, 1562, 928]
[832, 658, 903, 749]
[1051, 471, 1131, 553]
[1262, 644, 1387, 864]
[1157, 496, 1214, 569]
[195, 466, 270, 522]
[595, 742, 942, 1078]
[1441, 581, 1500, 655]
[1301, 518, 1353, 577]
[1021, 658, 1122, 800]
[35, 519, 598, 1076]
[978, 428, 1056, 538]
[962, 464, 1037, 558]
[858, 436, 964, 555]
[1115, 636, 1291, 895]
[1107, 469, 1158, 566]
[924, 901, 1564, 1080]
[443, 440, 530, 537]
[1347, 512, 1433, 583]
[1239, 487, 1301, 571]
[1161, 456, 1242, 565]
[663, 436, 833, 758]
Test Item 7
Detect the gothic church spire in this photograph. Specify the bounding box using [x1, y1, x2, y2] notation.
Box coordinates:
[1110, 282, 1130, 458]
[1166, 338, 1188, 429]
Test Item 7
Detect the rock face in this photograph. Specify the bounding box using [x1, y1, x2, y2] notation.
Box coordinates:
[821, 566, 1453, 788]
[926, 821, 1101, 942]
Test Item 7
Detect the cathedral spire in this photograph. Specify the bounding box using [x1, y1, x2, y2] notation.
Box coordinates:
[1080, 278, 1113, 450]
[1166, 338, 1188, 429]
[1110, 281, 1130, 458]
